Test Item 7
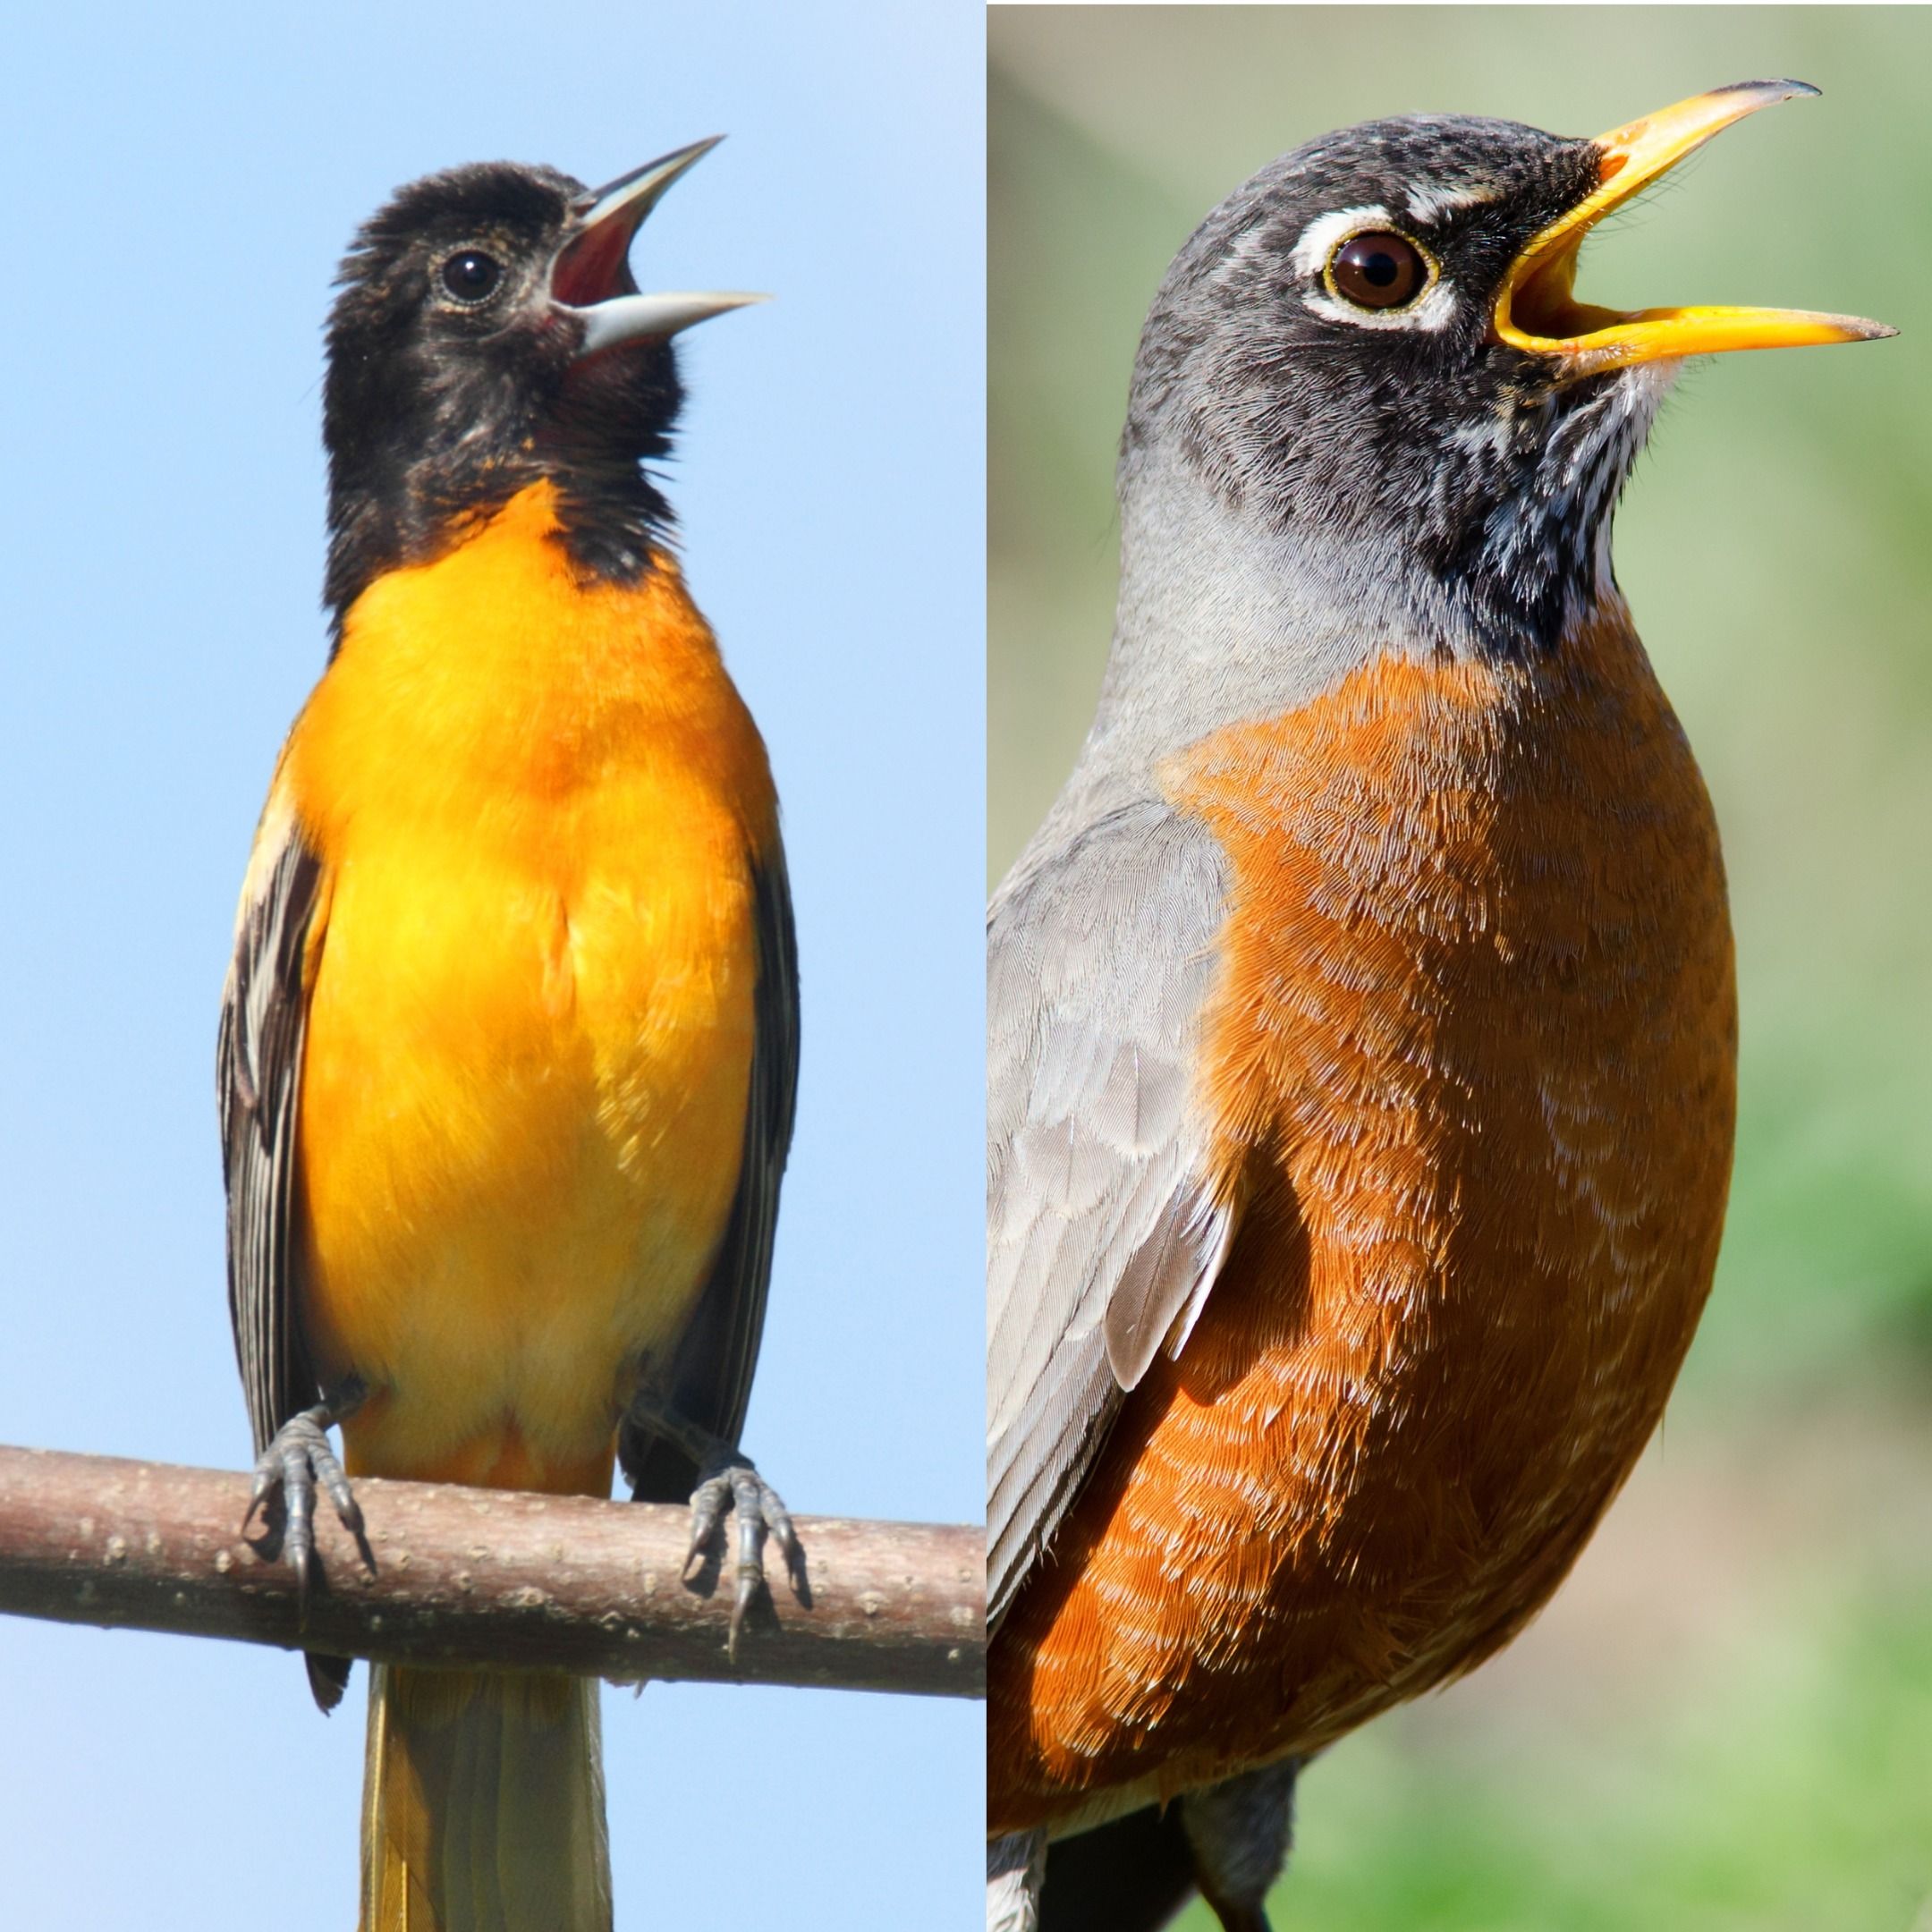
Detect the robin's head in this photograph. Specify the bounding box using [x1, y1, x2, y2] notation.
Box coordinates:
[322, 139, 758, 625]
[1123, 81, 1892, 657]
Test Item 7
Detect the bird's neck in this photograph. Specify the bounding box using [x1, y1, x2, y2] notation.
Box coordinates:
[1106, 438, 1405, 737]
[1065, 425, 1647, 828]
[1053, 441, 1466, 828]
[324, 435, 672, 637]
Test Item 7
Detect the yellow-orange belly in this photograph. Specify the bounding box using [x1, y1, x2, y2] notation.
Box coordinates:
[990, 610, 1736, 1832]
[284, 482, 775, 1496]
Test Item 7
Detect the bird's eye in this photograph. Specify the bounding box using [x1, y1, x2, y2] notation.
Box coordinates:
[1327, 232, 1429, 310]
[439, 250, 504, 305]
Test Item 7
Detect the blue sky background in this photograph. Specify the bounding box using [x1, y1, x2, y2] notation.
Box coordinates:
[0, 2, 983, 1924]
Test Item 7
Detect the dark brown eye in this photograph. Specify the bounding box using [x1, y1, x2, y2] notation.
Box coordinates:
[1329, 232, 1428, 310]
[440, 250, 503, 304]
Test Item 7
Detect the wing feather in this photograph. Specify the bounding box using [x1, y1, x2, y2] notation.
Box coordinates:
[987, 801, 1236, 1627]
[216, 787, 327, 1460]
[623, 842, 801, 1501]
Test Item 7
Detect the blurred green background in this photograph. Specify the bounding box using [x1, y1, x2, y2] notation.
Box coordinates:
[990, 8, 1932, 1927]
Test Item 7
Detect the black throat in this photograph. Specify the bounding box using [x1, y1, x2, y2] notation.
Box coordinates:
[320, 345, 682, 643]
[1411, 363, 1670, 657]
[318, 157, 688, 641]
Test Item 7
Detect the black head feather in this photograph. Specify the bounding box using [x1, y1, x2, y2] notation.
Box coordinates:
[322, 162, 682, 631]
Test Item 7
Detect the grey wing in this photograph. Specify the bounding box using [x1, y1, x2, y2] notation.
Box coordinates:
[623, 842, 801, 1503]
[216, 792, 326, 1461]
[987, 800, 1238, 1629]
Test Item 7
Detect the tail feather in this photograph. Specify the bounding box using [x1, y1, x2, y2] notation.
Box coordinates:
[361, 1665, 612, 1932]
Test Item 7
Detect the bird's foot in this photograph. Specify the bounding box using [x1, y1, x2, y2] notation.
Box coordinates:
[241, 1377, 369, 1614]
[684, 1445, 804, 1660]
[1182, 1757, 1301, 1932]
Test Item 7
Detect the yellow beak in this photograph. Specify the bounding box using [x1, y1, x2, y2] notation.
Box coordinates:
[1494, 80, 1895, 377]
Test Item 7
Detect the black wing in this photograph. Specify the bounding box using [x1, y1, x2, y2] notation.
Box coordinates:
[622, 843, 801, 1501]
[216, 790, 326, 1460]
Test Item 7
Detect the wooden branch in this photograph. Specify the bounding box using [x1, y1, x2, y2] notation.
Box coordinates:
[0, 1445, 984, 1699]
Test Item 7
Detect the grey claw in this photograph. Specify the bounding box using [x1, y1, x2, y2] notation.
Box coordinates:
[683, 1476, 730, 1580]
[766, 1496, 801, 1563]
[313, 1440, 360, 1533]
[681, 1449, 801, 1655]
[242, 1396, 366, 1612]
[242, 1465, 274, 1532]
[764, 1515, 807, 1601]
[729, 1566, 759, 1661]
[329, 1481, 363, 1536]
[727, 1470, 767, 1659]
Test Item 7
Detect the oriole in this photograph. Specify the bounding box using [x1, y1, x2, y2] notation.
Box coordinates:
[217, 139, 799, 1932]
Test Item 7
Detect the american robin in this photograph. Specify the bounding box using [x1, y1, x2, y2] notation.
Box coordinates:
[986, 81, 1892, 1931]
[218, 139, 800, 1931]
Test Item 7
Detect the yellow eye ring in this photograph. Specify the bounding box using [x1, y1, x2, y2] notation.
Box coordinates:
[1324, 228, 1437, 312]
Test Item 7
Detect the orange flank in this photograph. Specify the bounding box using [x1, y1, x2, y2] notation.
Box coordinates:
[283, 479, 778, 1497]
[989, 609, 1736, 1833]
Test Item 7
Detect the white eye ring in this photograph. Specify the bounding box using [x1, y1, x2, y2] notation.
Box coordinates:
[1288, 205, 1457, 335]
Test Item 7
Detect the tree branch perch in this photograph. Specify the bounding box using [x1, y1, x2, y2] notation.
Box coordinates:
[0, 1445, 984, 1699]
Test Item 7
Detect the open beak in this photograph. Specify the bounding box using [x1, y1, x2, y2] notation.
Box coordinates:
[551, 136, 767, 360]
[1495, 80, 1894, 377]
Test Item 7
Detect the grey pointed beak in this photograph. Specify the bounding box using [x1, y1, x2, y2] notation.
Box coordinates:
[551, 136, 767, 358]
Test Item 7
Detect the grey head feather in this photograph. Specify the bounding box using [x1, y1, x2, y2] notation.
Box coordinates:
[1084, 114, 1675, 807]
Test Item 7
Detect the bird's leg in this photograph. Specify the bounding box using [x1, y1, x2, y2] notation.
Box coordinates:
[687, 1444, 802, 1661]
[1181, 1757, 1301, 1932]
[242, 1374, 369, 1613]
[623, 1397, 804, 1659]
[987, 1830, 1046, 1932]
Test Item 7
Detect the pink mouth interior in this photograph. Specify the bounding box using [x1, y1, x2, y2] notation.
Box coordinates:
[551, 219, 634, 307]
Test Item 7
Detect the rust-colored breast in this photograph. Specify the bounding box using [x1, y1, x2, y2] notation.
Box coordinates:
[990, 612, 1736, 1834]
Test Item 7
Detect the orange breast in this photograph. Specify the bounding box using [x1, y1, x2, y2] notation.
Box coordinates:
[990, 610, 1735, 1833]
[286, 482, 777, 1496]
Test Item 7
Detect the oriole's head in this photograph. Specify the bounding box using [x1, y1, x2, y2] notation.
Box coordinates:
[1122, 81, 1892, 657]
[322, 140, 759, 623]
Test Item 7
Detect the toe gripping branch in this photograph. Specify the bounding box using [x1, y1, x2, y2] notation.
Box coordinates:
[625, 1401, 809, 1659]
[242, 1376, 372, 1614]
[688, 1445, 808, 1659]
